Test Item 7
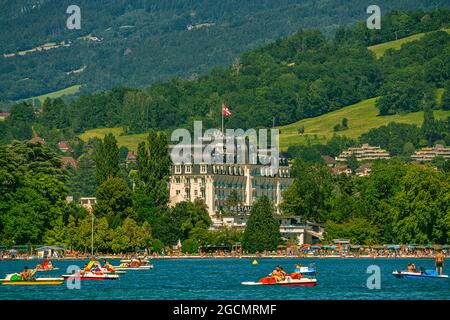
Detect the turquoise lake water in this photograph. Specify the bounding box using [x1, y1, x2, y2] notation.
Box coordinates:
[0, 258, 448, 300]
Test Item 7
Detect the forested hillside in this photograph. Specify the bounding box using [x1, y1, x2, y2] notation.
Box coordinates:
[0, 0, 449, 101]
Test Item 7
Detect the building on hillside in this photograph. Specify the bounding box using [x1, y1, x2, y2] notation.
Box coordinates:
[57, 141, 73, 153]
[355, 163, 373, 177]
[80, 197, 96, 213]
[168, 133, 294, 225]
[61, 156, 77, 168]
[125, 151, 137, 167]
[322, 155, 336, 167]
[411, 144, 450, 162]
[332, 165, 352, 176]
[0, 112, 10, 119]
[336, 144, 390, 162]
[30, 136, 45, 144]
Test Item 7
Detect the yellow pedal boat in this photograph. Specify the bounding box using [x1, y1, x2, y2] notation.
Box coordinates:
[0, 273, 64, 285]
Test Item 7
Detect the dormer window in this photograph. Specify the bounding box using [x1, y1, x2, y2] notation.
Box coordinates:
[175, 165, 182, 174]
[185, 165, 192, 174]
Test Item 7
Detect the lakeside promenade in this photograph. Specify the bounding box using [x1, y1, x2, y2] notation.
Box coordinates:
[1, 250, 447, 261]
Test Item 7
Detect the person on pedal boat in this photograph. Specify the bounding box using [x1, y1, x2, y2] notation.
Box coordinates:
[407, 263, 414, 272]
[435, 250, 445, 275]
[270, 266, 286, 282]
[20, 266, 35, 280]
[43, 259, 53, 270]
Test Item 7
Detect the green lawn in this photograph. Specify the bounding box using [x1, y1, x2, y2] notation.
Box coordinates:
[368, 28, 450, 58]
[79, 127, 148, 151]
[278, 98, 450, 151]
[23, 85, 81, 103]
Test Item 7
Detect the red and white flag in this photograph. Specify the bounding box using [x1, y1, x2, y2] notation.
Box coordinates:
[222, 103, 232, 117]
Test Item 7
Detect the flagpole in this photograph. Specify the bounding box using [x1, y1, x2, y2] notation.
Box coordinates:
[91, 212, 94, 257]
[221, 104, 224, 136]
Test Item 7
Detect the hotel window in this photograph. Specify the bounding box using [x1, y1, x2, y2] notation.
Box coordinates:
[200, 164, 207, 174]
[175, 165, 181, 174]
[176, 190, 180, 195]
[175, 177, 181, 184]
[185, 165, 192, 174]
[201, 189, 205, 198]
[194, 190, 198, 197]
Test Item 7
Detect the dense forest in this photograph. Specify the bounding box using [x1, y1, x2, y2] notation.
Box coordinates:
[0, 0, 449, 101]
[282, 159, 449, 244]
[0, 134, 242, 252]
[1, 9, 449, 146]
[0, 8, 449, 248]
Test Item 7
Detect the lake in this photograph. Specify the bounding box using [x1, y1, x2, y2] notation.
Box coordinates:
[0, 258, 448, 300]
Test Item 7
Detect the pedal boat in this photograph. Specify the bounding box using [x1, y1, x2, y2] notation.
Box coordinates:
[61, 271, 119, 281]
[0, 274, 64, 285]
[392, 270, 448, 279]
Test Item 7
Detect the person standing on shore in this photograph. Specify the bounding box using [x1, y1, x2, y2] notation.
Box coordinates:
[435, 250, 445, 275]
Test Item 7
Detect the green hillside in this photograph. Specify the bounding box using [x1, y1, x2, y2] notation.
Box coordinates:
[1, 3, 448, 101]
[279, 98, 450, 151]
[79, 127, 147, 151]
[368, 28, 450, 58]
[22, 85, 81, 103]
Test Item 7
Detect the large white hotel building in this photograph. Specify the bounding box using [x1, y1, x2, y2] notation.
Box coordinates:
[168, 134, 293, 225]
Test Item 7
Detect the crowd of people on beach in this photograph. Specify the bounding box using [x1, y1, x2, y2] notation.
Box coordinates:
[1, 246, 448, 260]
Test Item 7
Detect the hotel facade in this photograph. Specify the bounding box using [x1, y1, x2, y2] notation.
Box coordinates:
[169, 161, 293, 223]
[168, 132, 294, 223]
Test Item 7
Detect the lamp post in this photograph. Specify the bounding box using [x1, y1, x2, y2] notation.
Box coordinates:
[91, 213, 94, 256]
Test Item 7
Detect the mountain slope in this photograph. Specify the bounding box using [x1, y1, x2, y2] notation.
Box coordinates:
[278, 98, 450, 151]
[368, 28, 450, 58]
[1, 0, 449, 101]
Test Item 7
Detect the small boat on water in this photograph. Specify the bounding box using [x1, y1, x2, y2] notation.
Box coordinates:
[0, 274, 64, 285]
[85, 260, 126, 274]
[392, 270, 449, 279]
[36, 267, 60, 272]
[242, 277, 317, 286]
[35, 260, 59, 272]
[61, 271, 119, 281]
[113, 258, 153, 270]
[242, 264, 317, 287]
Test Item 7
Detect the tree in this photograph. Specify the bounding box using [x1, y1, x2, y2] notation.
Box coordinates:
[95, 133, 120, 185]
[242, 196, 280, 253]
[422, 107, 444, 146]
[133, 130, 171, 223]
[281, 161, 334, 222]
[391, 165, 449, 244]
[66, 152, 97, 200]
[7, 102, 36, 140]
[181, 239, 198, 254]
[360, 122, 421, 156]
[325, 218, 379, 245]
[443, 81, 450, 110]
[94, 177, 134, 228]
[346, 154, 359, 174]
